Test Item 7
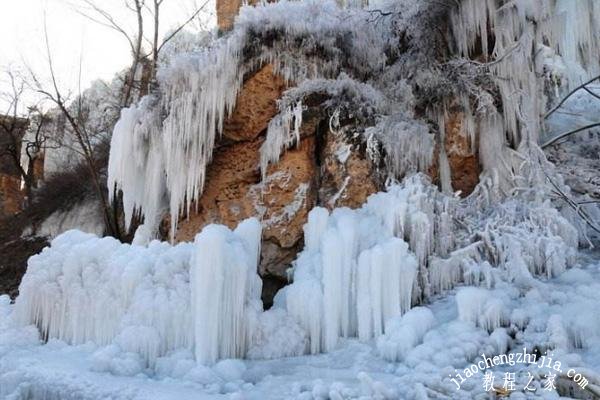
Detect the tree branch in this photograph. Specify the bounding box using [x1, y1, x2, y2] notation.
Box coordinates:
[541, 122, 600, 148]
[545, 75, 600, 119]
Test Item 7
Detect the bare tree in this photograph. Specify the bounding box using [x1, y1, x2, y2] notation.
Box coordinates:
[27, 22, 122, 238]
[0, 68, 50, 206]
[74, 0, 209, 106]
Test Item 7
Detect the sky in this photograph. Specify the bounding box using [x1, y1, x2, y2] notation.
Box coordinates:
[0, 0, 216, 114]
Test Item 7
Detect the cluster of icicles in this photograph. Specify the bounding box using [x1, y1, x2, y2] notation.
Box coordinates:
[15, 176, 580, 367]
[431, 0, 600, 196]
[15, 179, 466, 365]
[15, 219, 263, 365]
[107, 0, 600, 242]
[67, 0, 592, 367]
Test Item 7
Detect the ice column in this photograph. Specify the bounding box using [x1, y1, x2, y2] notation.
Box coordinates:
[191, 218, 262, 364]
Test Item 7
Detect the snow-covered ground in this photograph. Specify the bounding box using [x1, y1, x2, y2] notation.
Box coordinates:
[2, 251, 600, 399]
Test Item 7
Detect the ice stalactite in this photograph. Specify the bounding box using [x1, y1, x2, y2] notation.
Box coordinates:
[435, 108, 453, 194]
[259, 101, 303, 179]
[366, 177, 458, 300]
[108, 37, 246, 239]
[355, 238, 417, 342]
[191, 218, 263, 364]
[282, 177, 459, 354]
[15, 219, 265, 366]
[108, 99, 166, 243]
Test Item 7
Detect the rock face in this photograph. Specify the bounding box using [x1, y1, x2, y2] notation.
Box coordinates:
[443, 110, 481, 196]
[0, 175, 23, 217]
[217, 0, 263, 32]
[318, 130, 378, 209]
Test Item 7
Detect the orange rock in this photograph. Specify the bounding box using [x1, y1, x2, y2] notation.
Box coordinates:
[319, 130, 378, 210]
[223, 64, 287, 142]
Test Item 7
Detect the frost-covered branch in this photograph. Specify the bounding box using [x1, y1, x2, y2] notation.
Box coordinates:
[544, 75, 600, 120]
[541, 122, 600, 149]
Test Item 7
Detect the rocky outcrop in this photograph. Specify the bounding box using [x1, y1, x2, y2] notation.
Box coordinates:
[443, 110, 481, 196]
[0, 175, 23, 216]
[318, 129, 378, 209]
[223, 64, 286, 141]
[217, 0, 264, 32]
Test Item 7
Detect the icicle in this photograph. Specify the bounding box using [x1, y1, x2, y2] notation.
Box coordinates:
[260, 101, 303, 179]
[436, 108, 453, 194]
[191, 219, 263, 365]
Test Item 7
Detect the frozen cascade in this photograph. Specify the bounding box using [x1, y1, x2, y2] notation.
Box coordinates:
[283, 177, 456, 354]
[11, 179, 583, 366]
[14, 219, 264, 366]
[191, 218, 263, 364]
[108, 37, 245, 239]
[107, 1, 389, 240]
[450, 0, 600, 143]
[106, 0, 600, 244]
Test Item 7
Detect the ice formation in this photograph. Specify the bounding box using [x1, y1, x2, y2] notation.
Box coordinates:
[282, 177, 453, 354]
[456, 287, 506, 332]
[9, 4, 600, 398]
[442, 0, 600, 209]
[14, 218, 266, 366]
[191, 218, 262, 364]
[107, 1, 391, 239]
[376, 307, 435, 362]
